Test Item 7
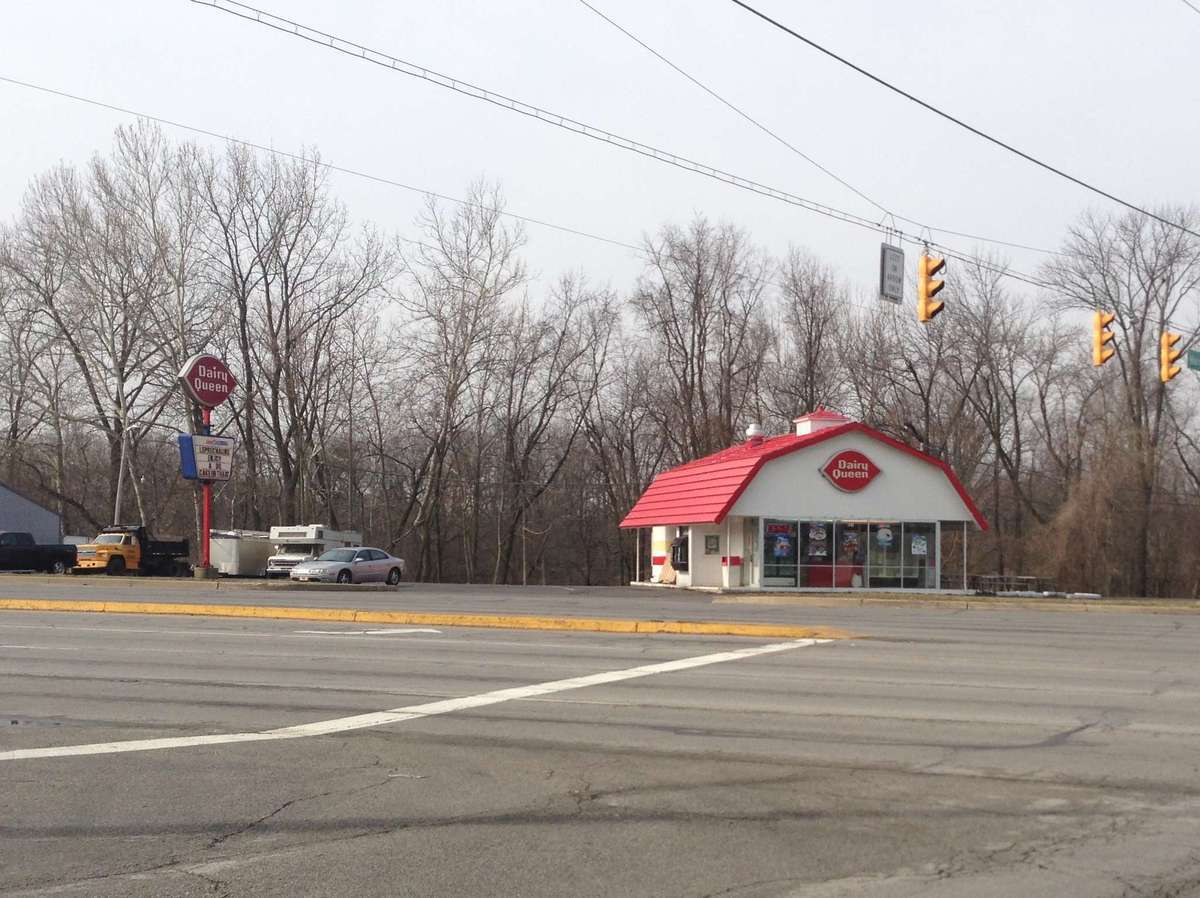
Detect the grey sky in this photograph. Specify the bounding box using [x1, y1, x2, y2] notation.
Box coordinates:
[2, 0, 1198, 304]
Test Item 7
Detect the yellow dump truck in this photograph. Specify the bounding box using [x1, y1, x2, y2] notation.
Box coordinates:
[74, 525, 191, 576]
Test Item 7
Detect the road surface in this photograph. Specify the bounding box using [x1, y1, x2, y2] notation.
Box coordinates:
[2, 584, 1200, 896]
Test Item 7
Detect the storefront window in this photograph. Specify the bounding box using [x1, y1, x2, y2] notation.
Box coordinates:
[834, 522, 866, 588]
[755, 519, 938, 590]
[867, 522, 902, 588]
[796, 521, 833, 587]
[903, 522, 936, 588]
[763, 520, 797, 586]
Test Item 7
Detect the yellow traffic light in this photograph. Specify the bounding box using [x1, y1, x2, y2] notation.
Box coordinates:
[917, 254, 945, 323]
[1160, 331, 1183, 383]
[1092, 311, 1115, 367]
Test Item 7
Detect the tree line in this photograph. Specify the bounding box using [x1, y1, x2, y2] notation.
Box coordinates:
[2, 123, 1198, 596]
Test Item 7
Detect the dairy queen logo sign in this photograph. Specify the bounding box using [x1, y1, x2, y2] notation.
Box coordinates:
[179, 353, 237, 409]
[820, 449, 881, 492]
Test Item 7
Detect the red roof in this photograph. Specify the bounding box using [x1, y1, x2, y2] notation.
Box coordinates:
[619, 422, 988, 530]
[793, 408, 849, 424]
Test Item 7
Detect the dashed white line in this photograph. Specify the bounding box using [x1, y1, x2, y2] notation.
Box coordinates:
[0, 638, 828, 761]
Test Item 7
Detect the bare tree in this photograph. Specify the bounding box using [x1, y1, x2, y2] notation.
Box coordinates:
[633, 217, 770, 461]
[1043, 208, 1200, 595]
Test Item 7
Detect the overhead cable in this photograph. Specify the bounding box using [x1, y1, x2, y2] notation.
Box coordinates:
[727, 0, 1200, 240]
[0, 75, 641, 254]
[190, 0, 1053, 289]
[576, 0, 1059, 256]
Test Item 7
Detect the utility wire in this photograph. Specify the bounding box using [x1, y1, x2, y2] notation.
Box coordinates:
[0, 75, 641, 255]
[191, 0, 1051, 289]
[0, 74, 867, 316]
[1179, 0, 1200, 17]
[576, 0, 1059, 256]
[0, 74, 1040, 317]
[727, 0, 1200, 241]
[575, 0, 890, 218]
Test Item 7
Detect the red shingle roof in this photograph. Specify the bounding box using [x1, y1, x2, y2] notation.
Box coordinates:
[619, 422, 987, 530]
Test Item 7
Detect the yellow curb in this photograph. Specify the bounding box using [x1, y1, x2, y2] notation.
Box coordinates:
[0, 598, 851, 640]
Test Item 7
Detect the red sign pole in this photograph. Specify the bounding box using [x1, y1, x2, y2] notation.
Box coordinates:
[178, 353, 236, 577]
[201, 407, 212, 569]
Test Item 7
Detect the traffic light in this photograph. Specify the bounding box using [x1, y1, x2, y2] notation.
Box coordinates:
[917, 254, 945, 323]
[1160, 331, 1183, 383]
[1092, 311, 1115, 367]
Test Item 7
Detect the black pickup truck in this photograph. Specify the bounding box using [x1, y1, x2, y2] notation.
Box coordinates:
[0, 531, 77, 574]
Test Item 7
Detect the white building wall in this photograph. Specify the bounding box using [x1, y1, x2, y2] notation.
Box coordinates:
[650, 526, 669, 581]
[721, 517, 747, 588]
[686, 523, 725, 588]
[729, 431, 976, 525]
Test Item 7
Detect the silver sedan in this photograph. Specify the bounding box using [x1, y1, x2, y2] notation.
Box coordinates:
[289, 547, 406, 585]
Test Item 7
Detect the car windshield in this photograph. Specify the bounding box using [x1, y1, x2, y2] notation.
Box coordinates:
[317, 549, 357, 563]
[95, 534, 125, 544]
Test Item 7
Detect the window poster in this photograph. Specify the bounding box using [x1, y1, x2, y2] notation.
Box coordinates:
[807, 523, 828, 557]
[773, 534, 793, 558]
[875, 526, 894, 549]
[911, 534, 928, 556]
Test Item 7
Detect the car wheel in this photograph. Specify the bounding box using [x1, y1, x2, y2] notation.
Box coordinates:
[51, 559, 67, 575]
[386, 567, 401, 586]
[106, 557, 126, 576]
[336, 569, 352, 585]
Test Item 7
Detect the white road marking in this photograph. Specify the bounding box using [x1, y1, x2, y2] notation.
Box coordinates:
[291, 628, 442, 636]
[0, 644, 78, 651]
[0, 638, 827, 761]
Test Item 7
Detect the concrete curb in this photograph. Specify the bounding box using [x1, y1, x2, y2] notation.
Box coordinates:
[0, 598, 852, 640]
[715, 593, 1200, 614]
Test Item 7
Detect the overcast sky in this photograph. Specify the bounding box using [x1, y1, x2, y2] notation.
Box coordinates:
[2, 0, 1198, 306]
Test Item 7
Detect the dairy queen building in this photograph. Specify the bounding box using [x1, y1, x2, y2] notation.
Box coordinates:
[621, 409, 987, 591]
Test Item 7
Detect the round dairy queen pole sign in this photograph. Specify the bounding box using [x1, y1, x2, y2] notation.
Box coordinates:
[177, 353, 238, 577]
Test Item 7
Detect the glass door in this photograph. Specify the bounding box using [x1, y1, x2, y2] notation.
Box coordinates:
[763, 520, 798, 587]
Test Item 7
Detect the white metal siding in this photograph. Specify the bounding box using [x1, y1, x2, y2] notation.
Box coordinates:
[729, 432, 977, 525]
[0, 482, 62, 544]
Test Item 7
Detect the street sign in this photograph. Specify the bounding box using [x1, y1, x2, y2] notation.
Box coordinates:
[178, 434, 236, 482]
[1188, 349, 1200, 372]
[879, 244, 905, 304]
[179, 353, 237, 409]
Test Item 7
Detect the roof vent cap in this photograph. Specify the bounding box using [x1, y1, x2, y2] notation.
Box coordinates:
[793, 406, 851, 436]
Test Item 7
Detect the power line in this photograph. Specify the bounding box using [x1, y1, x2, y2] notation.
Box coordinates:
[0, 75, 642, 255]
[1179, 0, 1200, 17]
[190, 0, 1052, 289]
[727, 0, 1200, 241]
[575, 0, 890, 218]
[0, 74, 1037, 317]
[575, 0, 1060, 257]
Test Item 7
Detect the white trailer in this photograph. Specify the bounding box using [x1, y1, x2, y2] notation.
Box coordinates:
[210, 529, 274, 577]
[266, 524, 362, 578]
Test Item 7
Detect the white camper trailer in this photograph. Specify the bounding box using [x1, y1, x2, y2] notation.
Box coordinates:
[209, 530, 273, 577]
[265, 524, 362, 578]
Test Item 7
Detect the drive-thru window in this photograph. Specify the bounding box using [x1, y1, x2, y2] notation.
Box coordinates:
[621, 410, 987, 591]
